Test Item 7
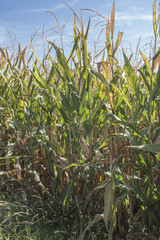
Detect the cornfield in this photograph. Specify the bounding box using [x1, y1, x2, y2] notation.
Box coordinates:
[0, 1, 160, 239]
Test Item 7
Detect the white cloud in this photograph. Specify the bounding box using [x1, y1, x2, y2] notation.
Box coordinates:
[26, 8, 48, 13]
[25, 0, 79, 13]
[68, 0, 79, 7]
[115, 12, 152, 21]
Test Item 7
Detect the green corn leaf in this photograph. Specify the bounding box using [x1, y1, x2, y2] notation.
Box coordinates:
[128, 144, 160, 153]
[138, 68, 151, 96]
[83, 164, 111, 176]
[84, 18, 90, 40]
[28, 59, 37, 93]
[92, 95, 107, 119]
[49, 43, 76, 89]
[48, 41, 66, 69]
[131, 181, 159, 224]
[113, 31, 123, 56]
[63, 163, 80, 170]
[67, 35, 80, 63]
[49, 58, 66, 83]
[59, 91, 72, 114]
[110, 1, 115, 40]
[151, 66, 160, 100]
[106, 15, 113, 69]
[116, 83, 128, 108]
[153, 0, 157, 39]
[71, 91, 80, 113]
[0, 70, 10, 87]
[123, 49, 139, 96]
[47, 65, 55, 85]
[131, 180, 151, 206]
[79, 80, 86, 115]
[59, 107, 69, 123]
[32, 47, 46, 73]
[159, 13, 160, 34]
[8, 118, 30, 132]
[62, 169, 79, 207]
[91, 69, 108, 86]
[112, 192, 128, 213]
[85, 70, 91, 92]
[97, 135, 116, 150]
[82, 38, 88, 70]
[140, 51, 152, 77]
[0, 156, 25, 160]
[106, 15, 112, 57]
[153, 47, 160, 61]
[111, 83, 132, 110]
[152, 127, 160, 143]
[31, 70, 45, 89]
[31, 61, 50, 91]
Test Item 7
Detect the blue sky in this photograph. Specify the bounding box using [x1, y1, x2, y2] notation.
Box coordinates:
[0, 0, 156, 60]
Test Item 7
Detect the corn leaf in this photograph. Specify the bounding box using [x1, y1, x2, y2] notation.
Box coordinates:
[59, 91, 72, 114]
[123, 50, 139, 96]
[111, 83, 132, 110]
[67, 35, 80, 63]
[84, 18, 90, 40]
[62, 169, 79, 207]
[153, 0, 157, 39]
[113, 31, 123, 56]
[140, 51, 152, 77]
[151, 66, 160, 100]
[128, 144, 160, 153]
[106, 15, 113, 69]
[82, 38, 88, 70]
[31, 61, 50, 92]
[138, 68, 151, 96]
[110, 1, 115, 40]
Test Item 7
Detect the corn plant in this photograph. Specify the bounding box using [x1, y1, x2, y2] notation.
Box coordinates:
[0, 1, 160, 239]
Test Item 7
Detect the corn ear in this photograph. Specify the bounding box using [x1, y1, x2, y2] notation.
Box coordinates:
[104, 181, 114, 231]
[79, 137, 92, 157]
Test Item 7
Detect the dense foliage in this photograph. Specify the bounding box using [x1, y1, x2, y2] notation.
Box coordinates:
[0, 1, 160, 239]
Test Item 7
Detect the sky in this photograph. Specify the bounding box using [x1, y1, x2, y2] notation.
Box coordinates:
[0, 0, 157, 61]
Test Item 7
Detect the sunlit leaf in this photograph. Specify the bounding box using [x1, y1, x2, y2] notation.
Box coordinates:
[153, 0, 157, 39]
